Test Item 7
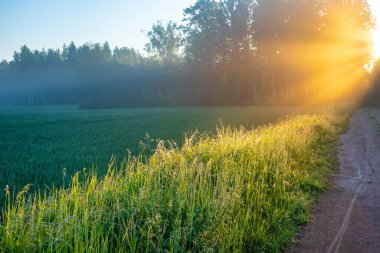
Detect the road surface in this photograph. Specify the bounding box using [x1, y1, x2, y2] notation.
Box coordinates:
[288, 108, 380, 253]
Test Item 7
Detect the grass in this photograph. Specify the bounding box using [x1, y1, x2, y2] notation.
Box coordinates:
[0, 105, 320, 193]
[0, 108, 347, 252]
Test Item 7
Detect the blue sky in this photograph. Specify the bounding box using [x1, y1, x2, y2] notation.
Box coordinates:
[0, 0, 195, 61]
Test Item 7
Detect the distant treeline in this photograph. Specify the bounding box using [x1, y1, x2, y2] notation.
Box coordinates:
[0, 0, 375, 107]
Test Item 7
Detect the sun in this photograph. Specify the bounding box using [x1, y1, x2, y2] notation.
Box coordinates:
[372, 28, 380, 59]
[368, 0, 380, 59]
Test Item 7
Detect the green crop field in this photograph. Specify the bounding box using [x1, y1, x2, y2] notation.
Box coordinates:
[0, 107, 347, 252]
[0, 105, 320, 193]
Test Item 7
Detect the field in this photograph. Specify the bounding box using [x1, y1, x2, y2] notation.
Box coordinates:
[0, 107, 347, 252]
[0, 105, 320, 193]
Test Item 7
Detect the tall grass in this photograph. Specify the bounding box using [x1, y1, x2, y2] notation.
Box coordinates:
[0, 111, 345, 252]
[0, 105, 319, 196]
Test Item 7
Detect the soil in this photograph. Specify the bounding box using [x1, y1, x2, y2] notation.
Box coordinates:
[288, 108, 380, 253]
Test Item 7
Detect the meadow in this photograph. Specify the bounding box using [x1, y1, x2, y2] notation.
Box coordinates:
[0, 105, 319, 193]
[0, 106, 347, 252]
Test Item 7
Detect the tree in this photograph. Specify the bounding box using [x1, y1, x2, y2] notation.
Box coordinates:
[0, 60, 9, 88]
[63, 41, 77, 64]
[11, 45, 35, 70]
[145, 21, 183, 63]
[183, 0, 228, 66]
[46, 48, 61, 64]
[113, 47, 142, 65]
[102, 42, 112, 61]
[0, 60, 9, 71]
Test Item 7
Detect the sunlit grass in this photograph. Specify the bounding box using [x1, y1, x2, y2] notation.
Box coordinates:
[0, 105, 321, 198]
[0, 109, 347, 252]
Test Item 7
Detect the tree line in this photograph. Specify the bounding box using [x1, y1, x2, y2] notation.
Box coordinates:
[0, 0, 375, 107]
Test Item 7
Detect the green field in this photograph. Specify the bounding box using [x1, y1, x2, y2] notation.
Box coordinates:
[0, 105, 320, 192]
[0, 108, 346, 252]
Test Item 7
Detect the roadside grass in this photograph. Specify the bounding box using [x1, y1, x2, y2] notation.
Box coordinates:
[0, 110, 347, 252]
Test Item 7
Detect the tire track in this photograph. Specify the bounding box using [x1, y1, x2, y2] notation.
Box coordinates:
[327, 162, 370, 253]
[288, 109, 380, 253]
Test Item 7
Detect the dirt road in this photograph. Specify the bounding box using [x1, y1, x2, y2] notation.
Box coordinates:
[288, 108, 380, 253]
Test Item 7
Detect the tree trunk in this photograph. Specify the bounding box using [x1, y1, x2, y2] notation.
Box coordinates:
[272, 70, 275, 105]
[261, 68, 266, 104]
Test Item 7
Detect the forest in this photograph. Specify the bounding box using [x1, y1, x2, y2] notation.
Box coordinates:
[0, 0, 377, 108]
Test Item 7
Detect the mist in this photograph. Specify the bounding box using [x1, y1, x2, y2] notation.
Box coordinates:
[0, 0, 377, 107]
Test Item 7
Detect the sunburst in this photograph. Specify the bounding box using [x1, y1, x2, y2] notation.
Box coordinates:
[368, 0, 380, 59]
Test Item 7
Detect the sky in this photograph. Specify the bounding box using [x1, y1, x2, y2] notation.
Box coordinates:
[0, 0, 195, 61]
[1, 0, 379, 62]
